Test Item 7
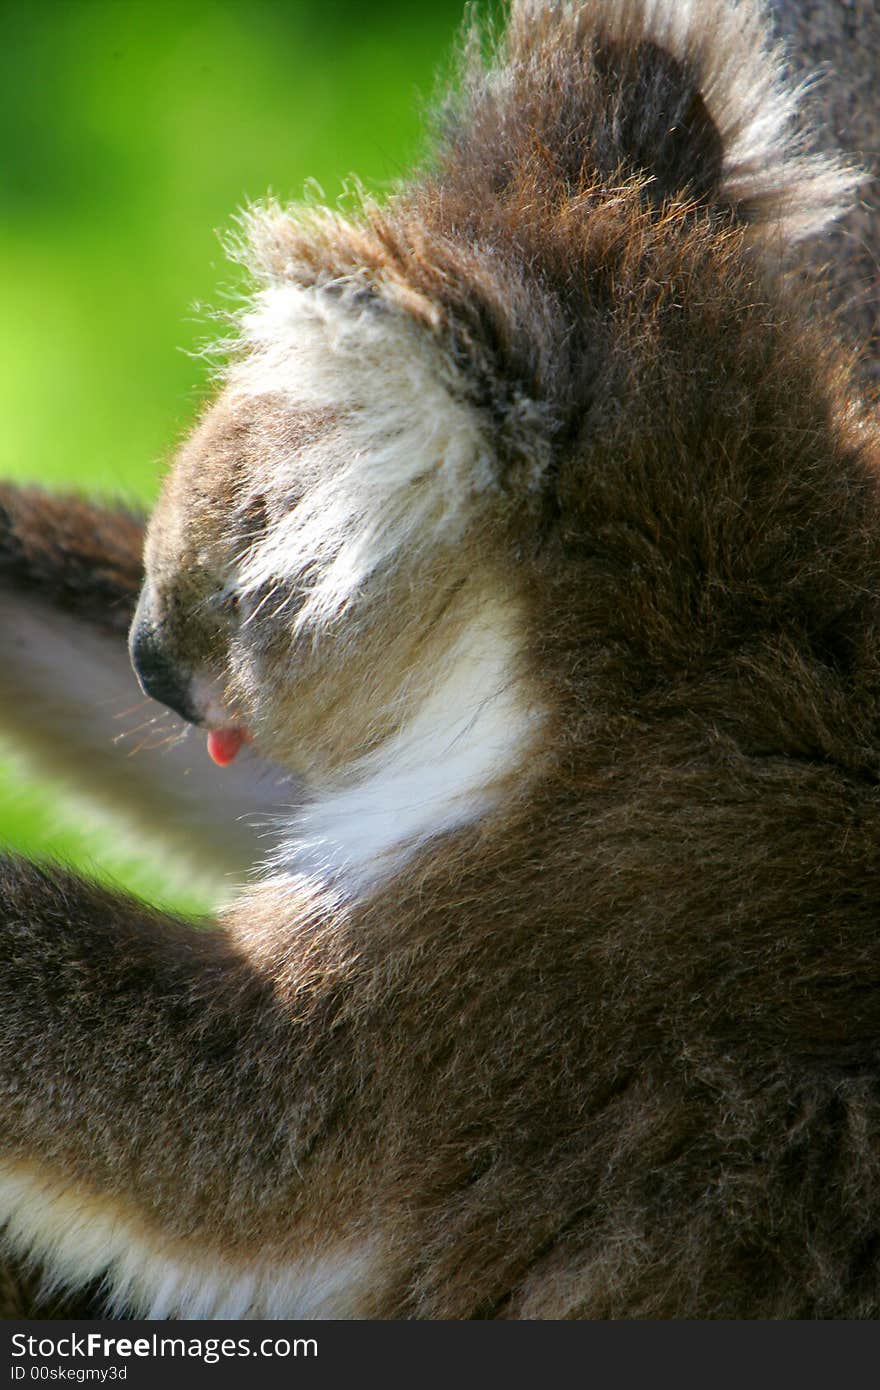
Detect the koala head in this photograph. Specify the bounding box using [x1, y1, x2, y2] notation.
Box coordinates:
[130, 0, 872, 863]
[134, 242, 541, 787]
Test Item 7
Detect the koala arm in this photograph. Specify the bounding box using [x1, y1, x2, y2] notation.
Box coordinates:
[0, 484, 287, 887]
[0, 857, 356, 1318]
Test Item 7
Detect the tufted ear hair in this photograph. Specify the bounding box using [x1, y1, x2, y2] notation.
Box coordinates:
[437, 0, 862, 242]
[231, 199, 563, 510]
[224, 211, 545, 628]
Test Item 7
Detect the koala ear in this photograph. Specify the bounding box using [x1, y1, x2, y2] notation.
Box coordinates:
[228, 0, 864, 529]
[438, 0, 862, 243]
[231, 202, 560, 509]
[225, 223, 524, 626]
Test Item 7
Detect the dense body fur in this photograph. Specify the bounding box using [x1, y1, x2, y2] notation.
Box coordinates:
[769, 0, 880, 384]
[1, 0, 880, 1318]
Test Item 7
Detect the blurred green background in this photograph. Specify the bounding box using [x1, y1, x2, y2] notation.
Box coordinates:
[0, 0, 472, 909]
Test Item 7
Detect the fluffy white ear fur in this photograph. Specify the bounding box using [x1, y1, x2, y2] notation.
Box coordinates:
[505, 0, 861, 241]
[232, 282, 496, 632]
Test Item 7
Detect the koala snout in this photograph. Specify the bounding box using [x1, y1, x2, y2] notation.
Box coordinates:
[129, 589, 200, 726]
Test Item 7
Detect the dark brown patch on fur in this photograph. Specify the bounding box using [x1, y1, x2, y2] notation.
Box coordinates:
[0, 486, 144, 636]
[436, 31, 727, 216]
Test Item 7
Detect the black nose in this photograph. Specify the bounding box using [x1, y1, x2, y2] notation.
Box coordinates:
[129, 591, 200, 726]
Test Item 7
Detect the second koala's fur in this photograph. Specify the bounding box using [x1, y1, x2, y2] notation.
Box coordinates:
[0, 0, 879, 1319]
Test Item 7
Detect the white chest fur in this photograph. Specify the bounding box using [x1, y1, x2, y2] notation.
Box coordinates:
[280, 603, 537, 894]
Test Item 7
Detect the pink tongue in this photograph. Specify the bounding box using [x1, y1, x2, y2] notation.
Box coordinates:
[206, 727, 247, 767]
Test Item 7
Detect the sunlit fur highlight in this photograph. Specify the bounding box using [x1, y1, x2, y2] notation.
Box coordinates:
[233, 285, 503, 632]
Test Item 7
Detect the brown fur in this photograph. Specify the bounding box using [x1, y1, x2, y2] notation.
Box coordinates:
[1, 0, 880, 1318]
[0, 485, 144, 634]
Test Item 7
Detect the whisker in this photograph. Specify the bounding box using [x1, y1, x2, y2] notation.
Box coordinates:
[242, 582, 283, 628]
[113, 699, 154, 721]
[113, 717, 163, 741]
[135, 732, 188, 753]
[113, 717, 180, 746]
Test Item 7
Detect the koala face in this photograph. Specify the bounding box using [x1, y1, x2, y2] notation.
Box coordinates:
[132, 269, 532, 789]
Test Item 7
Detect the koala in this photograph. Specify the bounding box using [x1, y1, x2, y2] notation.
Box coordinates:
[0, 0, 879, 1321]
